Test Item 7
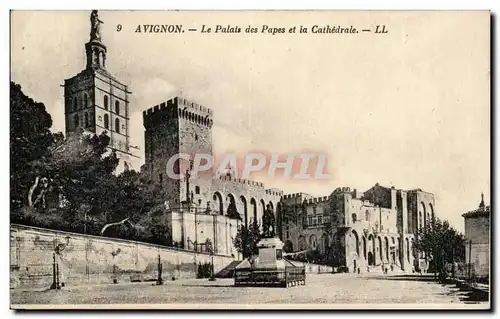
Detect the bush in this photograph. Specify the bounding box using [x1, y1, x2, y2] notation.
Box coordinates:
[197, 262, 213, 279]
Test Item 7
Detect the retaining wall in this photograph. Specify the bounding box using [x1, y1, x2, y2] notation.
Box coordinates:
[10, 224, 235, 289]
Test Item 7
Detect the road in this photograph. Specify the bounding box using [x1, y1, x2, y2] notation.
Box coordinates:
[11, 273, 489, 309]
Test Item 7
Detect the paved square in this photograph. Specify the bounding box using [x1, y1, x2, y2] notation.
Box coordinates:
[11, 273, 488, 309]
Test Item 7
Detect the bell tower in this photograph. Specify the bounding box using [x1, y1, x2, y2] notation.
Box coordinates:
[63, 10, 137, 174]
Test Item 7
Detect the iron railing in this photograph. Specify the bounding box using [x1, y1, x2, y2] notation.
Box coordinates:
[234, 266, 305, 288]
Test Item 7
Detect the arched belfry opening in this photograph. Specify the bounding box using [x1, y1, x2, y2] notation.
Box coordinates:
[86, 10, 107, 70]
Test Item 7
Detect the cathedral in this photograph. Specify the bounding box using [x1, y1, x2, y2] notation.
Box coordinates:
[63, 11, 435, 272]
[63, 10, 137, 174]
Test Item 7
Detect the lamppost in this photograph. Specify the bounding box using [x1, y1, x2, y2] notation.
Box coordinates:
[156, 253, 163, 285]
[468, 239, 472, 283]
[206, 238, 215, 281]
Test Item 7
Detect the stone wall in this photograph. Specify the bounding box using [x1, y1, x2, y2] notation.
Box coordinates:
[468, 243, 489, 278]
[10, 224, 235, 289]
[167, 208, 242, 258]
[464, 215, 490, 278]
[285, 260, 334, 274]
[464, 215, 489, 245]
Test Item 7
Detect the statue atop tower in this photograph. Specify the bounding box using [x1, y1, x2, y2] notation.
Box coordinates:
[90, 10, 103, 42]
[85, 10, 107, 70]
[479, 192, 485, 209]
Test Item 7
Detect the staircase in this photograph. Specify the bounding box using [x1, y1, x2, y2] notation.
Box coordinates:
[214, 260, 241, 278]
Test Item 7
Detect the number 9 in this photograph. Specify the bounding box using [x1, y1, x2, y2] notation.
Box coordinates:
[117, 24, 122, 32]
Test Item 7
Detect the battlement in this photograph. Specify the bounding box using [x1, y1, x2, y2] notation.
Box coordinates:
[265, 188, 283, 197]
[143, 96, 213, 128]
[305, 196, 331, 205]
[215, 175, 264, 188]
[281, 192, 313, 200]
[332, 187, 352, 194]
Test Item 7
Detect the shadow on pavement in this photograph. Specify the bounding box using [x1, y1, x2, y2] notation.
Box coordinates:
[458, 288, 490, 304]
[365, 275, 489, 304]
[361, 275, 438, 282]
[182, 284, 235, 288]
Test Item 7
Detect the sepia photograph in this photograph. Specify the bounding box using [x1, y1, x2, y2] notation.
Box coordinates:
[9, 10, 491, 310]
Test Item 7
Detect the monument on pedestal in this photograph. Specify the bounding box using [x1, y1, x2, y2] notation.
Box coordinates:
[234, 205, 305, 287]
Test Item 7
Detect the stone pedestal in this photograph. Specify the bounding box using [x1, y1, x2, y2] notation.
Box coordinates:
[236, 237, 286, 271]
[234, 237, 306, 287]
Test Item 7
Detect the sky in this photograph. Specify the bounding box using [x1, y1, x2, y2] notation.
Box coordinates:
[10, 11, 490, 232]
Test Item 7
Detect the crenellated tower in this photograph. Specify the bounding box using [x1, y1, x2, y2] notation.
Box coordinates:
[143, 97, 214, 207]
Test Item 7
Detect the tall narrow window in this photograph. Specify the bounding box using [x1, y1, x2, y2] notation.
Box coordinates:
[84, 112, 89, 127]
[73, 97, 77, 112]
[83, 94, 88, 108]
[115, 118, 120, 134]
[159, 173, 163, 184]
[115, 101, 120, 115]
[104, 95, 109, 110]
[195, 186, 200, 194]
[104, 114, 109, 129]
[74, 114, 79, 128]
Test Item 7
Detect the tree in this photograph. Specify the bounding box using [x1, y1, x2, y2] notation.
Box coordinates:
[283, 240, 293, 253]
[99, 170, 170, 245]
[10, 82, 172, 247]
[306, 249, 322, 263]
[233, 222, 262, 259]
[10, 82, 55, 211]
[414, 218, 466, 276]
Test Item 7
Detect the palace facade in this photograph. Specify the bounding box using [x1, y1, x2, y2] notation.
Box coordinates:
[63, 11, 436, 272]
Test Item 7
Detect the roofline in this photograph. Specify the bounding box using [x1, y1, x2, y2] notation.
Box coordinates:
[462, 206, 490, 218]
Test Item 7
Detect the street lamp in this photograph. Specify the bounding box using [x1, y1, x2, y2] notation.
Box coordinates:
[206, 238, 216, 281]
[468, 239, 472, 283]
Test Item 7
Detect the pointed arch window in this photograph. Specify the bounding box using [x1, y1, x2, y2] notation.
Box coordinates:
[85, 112, 89, 127]
[104, 95, 109, 110]
[104, 114, 109, 129]
[115, 100, 120, 115]
[83, 94, 88, 108]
